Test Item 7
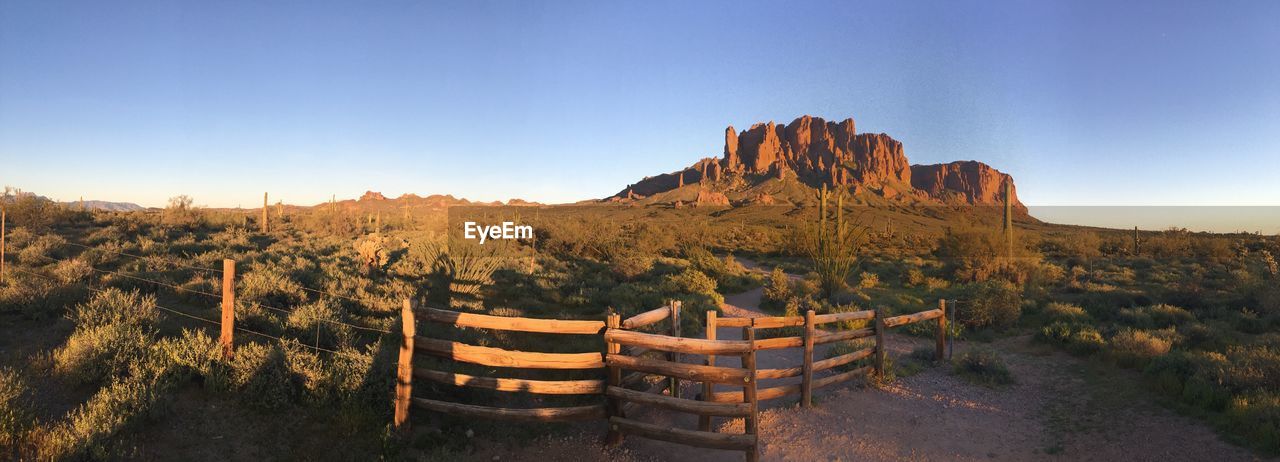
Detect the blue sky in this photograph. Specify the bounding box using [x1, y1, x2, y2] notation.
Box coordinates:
[1, 0, 1278, 209]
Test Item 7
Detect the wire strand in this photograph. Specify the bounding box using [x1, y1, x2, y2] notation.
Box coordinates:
[24, 250, 392, 334]
[60, 240, 224, 274]
[8, 265, 371, 360]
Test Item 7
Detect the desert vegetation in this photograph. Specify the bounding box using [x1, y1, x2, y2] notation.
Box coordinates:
[0, 190, 1277, 458]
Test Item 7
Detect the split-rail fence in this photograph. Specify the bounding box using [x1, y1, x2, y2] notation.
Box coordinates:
[392, 300, 948, 461]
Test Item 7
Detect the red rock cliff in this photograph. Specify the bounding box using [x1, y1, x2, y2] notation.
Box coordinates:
[911, 161, 1025, 211]
[610, 114, 1022, 209]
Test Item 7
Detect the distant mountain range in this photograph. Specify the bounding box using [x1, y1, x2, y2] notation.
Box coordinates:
[607, 115, 1026, 211]
[2, 191, 145, 212]
[60, 199, 146, 212]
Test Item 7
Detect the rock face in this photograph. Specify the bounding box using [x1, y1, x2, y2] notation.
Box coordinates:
[610, 114, 1022, 208]
[911, 161, 1024, 211]
[695, 189, 730, 206]
[360, 191, 388, 201]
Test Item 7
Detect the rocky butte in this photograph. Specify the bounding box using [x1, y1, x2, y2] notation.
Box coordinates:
[608, 115, 1025, 211]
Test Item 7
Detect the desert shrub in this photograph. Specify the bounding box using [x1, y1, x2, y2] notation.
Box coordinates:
[1145, 351, 1232, 409]
[904, 267, 926, 287]
[286, 300, 353, 349]
[238, 266, 307, 309]
[155, 329, 224, 385]
[660, 268, 722, 316]
[1108, 329, 1172, 368]
[43, 370, 172, 460]
[1118, 304, 1195, 329]
[1222, 345, 1280, 392]
[607, 283, 657, 314]
[1225, 391, 1280, 452]
[952, 348, 1014, 386]
[323, 346, 384, 405]
[52, 258, 92, 284]
[1036, 321, 1105, 355]
[958, 280, 1022, 329]
[53, 323, 154, 385]
[608, 253, 653, 281]
[54, 289, 159, 384]
[937, 228, 1002, 277]
[17, 234, 66, 265]
[84, 225, 127, 245]
[858, 271, 879, 289]
[1042, 302, 1090, 323]
[0, 367, 33, 455]
[67, 288, 158, 329]
[160, 195, 204, 229]
[824, 339, 876, 373]
[226, 342, 295, 409]
[760, 267, 791, 311]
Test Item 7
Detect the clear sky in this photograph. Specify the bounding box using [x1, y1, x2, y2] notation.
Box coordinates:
[2, 0, 1278, 210]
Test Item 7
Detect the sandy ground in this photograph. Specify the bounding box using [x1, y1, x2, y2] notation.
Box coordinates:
[460, 260, 1269, 462]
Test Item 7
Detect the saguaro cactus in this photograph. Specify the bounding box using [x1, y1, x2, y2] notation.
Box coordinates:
[1003, 180, 1014, 259]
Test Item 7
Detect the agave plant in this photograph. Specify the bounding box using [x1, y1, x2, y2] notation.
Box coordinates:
[413, 233, 505, 311]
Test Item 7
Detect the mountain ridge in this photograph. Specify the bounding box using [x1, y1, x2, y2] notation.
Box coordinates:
[608, 115, 1025, 211]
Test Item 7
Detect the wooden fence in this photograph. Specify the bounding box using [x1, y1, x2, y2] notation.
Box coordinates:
[605, 310, 760, 461]
[705, 299, 947, 408]
[393, 300, 949, 461]
[393, 303, 609, 430]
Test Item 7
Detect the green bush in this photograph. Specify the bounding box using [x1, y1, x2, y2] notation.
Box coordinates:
[1108, 329, 1172, 368]
[44, 371, 171, 460]
[1036, 321, 1105, 355]
[952, 348, 1014, 386]
[761, 267, 791, 311]
[1042, 302, 1090, 323]
[155, 329, 225, 385]
[660, 268, 723, 320]
[958, 280, 1022, 329]
[17, 234, 66, 265]
[226, 342, 295, 410]
[54, 289, 159, 384]
[0, 367, 34, 455]
[1117, 304, 1195, 329]
[1226, 391, 1280, 453]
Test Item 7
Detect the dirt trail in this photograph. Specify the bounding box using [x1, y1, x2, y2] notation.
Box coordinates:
[466, 260, 1268, 462]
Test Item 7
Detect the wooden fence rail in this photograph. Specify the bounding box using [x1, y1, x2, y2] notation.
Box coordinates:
[605, 312, 760, 462]
[394, 303, 612, 430]
[705, 303, 949, 408]
[393, 300, 951, 461]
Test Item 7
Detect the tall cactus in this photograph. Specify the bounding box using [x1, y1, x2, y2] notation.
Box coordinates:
[1003, 180, 1014, 259]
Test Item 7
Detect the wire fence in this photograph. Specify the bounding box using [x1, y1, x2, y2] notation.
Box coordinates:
[8, 265, 372, 360]
[9, 231, 405, 358]
[58, 236, 381, 308]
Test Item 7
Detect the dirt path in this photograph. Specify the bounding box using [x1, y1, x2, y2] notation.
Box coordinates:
[465, 260, 1268, 462]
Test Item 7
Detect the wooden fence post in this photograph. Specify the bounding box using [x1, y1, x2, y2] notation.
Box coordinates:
[605, 311, 624, 446]
[1, 208, 6, 285]
[394, 299, 415, 432]
[699, 310, 717, 431]
[873, 307, 886, 380]
[262, 192, 269, 234]
[936, 299, 947, 361]
[802, 309, 815, 407]
[669, 300, 681, 398]
[219, 259, 236, 360]
[744, 319, 759, 462]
